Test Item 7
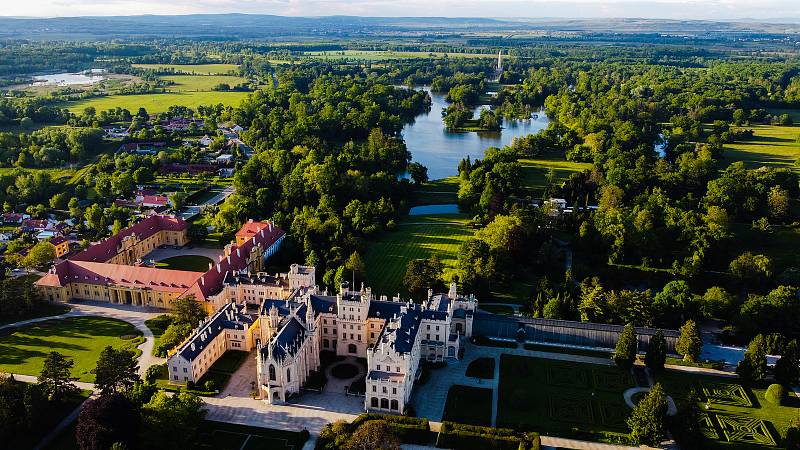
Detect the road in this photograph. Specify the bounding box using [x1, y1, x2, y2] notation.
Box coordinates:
[179, 185, 235, 220]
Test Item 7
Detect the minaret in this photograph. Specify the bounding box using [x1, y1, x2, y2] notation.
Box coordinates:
[497, 50, 503, 73]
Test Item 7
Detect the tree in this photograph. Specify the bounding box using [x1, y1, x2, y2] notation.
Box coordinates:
[22, 241, 56, 269]
[456, 238, 496, 297]
[627, 383, 668, 446]
[675, 320, 702, 362]
[93, 346, 139, 395]
[407, 162, 428, 185]
[644, 329, 667, 371]
[737, 334, 768, 383]
[612, 323, 638, 369]
[76, 393, 139, 450]
[139, 391, 206, 450]
[346, 420, 401, 450]
[674, 388, 704, 449]
[0, 375, 25, 443]
[774, 339, 799, 386]
[169, 192, 188, 211]
[701, 286, 734, 319]
[403, 256, 443, 300]
[38, 351, 77, 402]
[171, 295, 207, 327]
[729, 252, 772, 284]
[767, 186, 789, 221]
[344, 251, 365, 286]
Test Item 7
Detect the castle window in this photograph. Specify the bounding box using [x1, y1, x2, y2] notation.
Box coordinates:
[348, 344, 357, 354]
[377, 365, 380, 371]
[381, 398, 389, 409]
[287, 368, 291, 383]
[323, 339, 329, 348]
[390, 399, 398, 410]
[371, 397, 378, 408]
[269, 365, 276, 381]
[392, 388, 397, 395]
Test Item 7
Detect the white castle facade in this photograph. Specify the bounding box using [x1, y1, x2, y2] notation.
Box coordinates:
[167, 263, 477, 414]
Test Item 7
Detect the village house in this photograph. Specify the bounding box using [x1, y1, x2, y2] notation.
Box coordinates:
[49, 236, 71, 258]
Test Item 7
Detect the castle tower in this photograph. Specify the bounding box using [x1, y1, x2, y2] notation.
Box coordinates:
[497, 50, 503, 73]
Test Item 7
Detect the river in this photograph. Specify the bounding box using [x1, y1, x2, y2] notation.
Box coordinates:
[401, 86, 550, 180]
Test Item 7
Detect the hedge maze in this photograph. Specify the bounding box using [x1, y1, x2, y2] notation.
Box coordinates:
[497, 355, 635, 440]
[699, 413, 778, 447]
[702, 382, 753, 408]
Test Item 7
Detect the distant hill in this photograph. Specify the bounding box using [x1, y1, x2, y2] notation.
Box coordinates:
[0, 14, 798, 40]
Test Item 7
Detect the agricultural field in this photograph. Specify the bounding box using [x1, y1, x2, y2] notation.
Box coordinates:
[63, 91, 250, 114]
[0, 316, 143, 382]
[131, 63, 241, 75]
[161, 74, 249, 91]
[497, 355, 638, 442]
[723, 124, 800, 171]
[656, 370, 797, 450]
[519, 156, 592, 196]
[363, 214, 474, 296]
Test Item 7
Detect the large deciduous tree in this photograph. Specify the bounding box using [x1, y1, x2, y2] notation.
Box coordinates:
[93, 347, 139, 395]
[76, 394, 139, 450]
[38, 351, 77, 402]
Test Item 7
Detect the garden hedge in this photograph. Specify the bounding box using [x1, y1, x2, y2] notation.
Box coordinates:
[351, 413, 430, 444]
[765, 383, 786, 405]
[435, 422, 540, 450]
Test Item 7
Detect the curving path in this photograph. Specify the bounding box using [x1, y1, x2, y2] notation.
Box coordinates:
[623, 386, 677, 416]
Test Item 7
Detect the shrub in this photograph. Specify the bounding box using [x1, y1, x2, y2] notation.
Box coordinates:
[765, 384, 786, 405]
[351, 414, 430, 445]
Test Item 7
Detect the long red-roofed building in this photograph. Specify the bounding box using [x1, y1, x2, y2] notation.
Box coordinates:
[36, 216, 285, 310]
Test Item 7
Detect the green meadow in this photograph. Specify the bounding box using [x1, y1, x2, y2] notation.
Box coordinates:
[131, 63, 241, 75]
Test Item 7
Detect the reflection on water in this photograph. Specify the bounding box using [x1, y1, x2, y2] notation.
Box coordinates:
[32, 71, 106, 86]
[408, 204, 460, 215]
[402, 86, 549, 180]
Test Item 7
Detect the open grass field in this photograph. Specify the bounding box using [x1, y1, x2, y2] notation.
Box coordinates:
[363, 214, 474, 296]
[198, 420, 309, 450]
[497, 355, 636, 442]
[442, 385, 493, 426]
[723, 124, 800, 171]
[132, 63, 240, 74]
[155, 255, 214, 272]
[63, 91, 250, 114]
[0, 316, 142, 382]
[519, 155, 592, 195]
[725, 223, 800, 273]
[413, 176, 460, 205]
[161, 74, 249, 91]
[655, 369, 797, 450]
[303, 50, 498, 60]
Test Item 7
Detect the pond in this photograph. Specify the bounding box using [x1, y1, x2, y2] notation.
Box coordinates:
[32, 70, 106, 86]
[408, 204, 460, 215]
[401, 86, 550, 180]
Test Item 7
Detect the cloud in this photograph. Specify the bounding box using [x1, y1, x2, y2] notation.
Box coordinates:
[4, 0, 799, 20]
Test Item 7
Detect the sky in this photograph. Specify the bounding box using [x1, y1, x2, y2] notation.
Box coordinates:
[2, 0, 799, 21]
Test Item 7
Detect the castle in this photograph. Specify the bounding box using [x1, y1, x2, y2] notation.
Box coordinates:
[168, 269, 478, 414]
[36, 216, 285, 311]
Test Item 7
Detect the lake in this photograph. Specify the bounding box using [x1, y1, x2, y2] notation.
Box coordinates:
[32, 71, 106, 86]
[408, 204, 460, 215]
[401, 86, 549, 180]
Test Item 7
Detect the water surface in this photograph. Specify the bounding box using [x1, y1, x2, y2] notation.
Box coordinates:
[402, 86, 550, 180]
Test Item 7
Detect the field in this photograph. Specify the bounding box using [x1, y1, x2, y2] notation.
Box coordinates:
[655, 370, 796, 449]
[724, 223, 800, 273]
[303, 50, 498, 60]
[0, 316, 142, 382]
[723, 124, 800, 171]
[198, 420, 309, 450]
[442, 385, 493, 426]
[519, 155, 592, 195]
[363, 214, 474, 296]
[497, 355, 637, 442]
[155, 255, 214, 272]
[413, 177, 459, 205]
[161, 74, 249, 91]
[63, 91, 250, 114]
[132, 63, 240, 74]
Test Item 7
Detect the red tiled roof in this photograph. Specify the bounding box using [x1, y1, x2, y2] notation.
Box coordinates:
[235, 220, 273, 238]
[141, 195, 168, 206]
[183, 221, 285, 301]
[50, 236, 68, 245]
[36, 260, 203, 293]
[70, 215, 187, 263]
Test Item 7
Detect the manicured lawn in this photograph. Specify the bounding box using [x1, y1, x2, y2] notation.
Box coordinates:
[723, 124, 800, 171]
[132, 63, 241, 74]
[144, 314, 172, 356]
[62, 91, 249, 114]
[363, 215, 474, 297]
[479, 304, 515, 315]
[198, 420, 309, 450]
[154, 255, 214, 272]
[442, 385, 493, 426]
[654, 369, 796, 449]
[497, 355, 635, 443]
[161, 75, 249, 91]
[0, 316, 142, 382]
[413, 176, 459, 205]
[465, 357, 495, 379]
[519, 155, 592, 196]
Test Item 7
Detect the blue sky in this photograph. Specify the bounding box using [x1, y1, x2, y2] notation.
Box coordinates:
[3, 0, 798, 21]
